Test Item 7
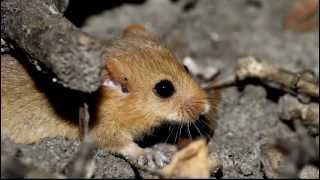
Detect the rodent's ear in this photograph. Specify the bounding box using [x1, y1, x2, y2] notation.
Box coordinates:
[122, 24, 158, 41]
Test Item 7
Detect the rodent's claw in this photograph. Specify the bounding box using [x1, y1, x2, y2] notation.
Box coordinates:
[136, 148, 170, 170]
[155, 152, 169, 167]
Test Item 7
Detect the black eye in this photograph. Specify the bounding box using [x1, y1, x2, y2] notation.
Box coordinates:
[153, 80, 175, 98]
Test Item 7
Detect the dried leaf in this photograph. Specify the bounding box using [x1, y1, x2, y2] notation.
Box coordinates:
[161, 139, 209, 178]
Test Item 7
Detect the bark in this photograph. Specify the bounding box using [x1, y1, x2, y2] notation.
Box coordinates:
[1, 0, 105, 92]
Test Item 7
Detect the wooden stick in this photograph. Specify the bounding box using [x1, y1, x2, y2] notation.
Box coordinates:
[1, 0, 105, 92]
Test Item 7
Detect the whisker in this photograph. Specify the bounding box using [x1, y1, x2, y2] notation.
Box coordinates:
[185, 108, 193, 119]
[201, 117, 238, 136]
[165, 125, 175, 143]
[197, 120, 225, 142]
[206, 96, 226, 102]
[198, 118, 214, 131]
[194, 121, 211, 138]
[192, 122, 205, 138]
[174, 123, 182, 144]
[178, 123, 183, 142]
[187, 122, 193, 143]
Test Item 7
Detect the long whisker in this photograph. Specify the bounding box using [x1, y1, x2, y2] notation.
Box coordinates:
[206, 96, 227, 104]
[195, 121, 211, 138]
[198, 117, 239, 143]
[178, 123, 183, 142]
[192, 122, 205, 138]
[198, 120, 225, 142]
[165, 125, 175, 143]
[198, 118, 214, 132]
[187, 122, 193, 143]
[200, 116, 238, 135]
[185, 105, 198, 122]
[174, 123, 182, 144]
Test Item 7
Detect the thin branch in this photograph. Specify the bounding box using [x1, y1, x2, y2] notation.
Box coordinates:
[206, 56, 319, 99]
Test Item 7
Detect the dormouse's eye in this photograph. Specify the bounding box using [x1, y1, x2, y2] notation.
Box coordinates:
[153, 80, 175, 98]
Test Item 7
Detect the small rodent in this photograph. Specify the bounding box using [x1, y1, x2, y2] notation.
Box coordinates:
[1, 25, 220, 159]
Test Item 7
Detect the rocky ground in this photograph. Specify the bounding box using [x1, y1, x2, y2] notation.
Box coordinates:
[1, 0, 319, 178]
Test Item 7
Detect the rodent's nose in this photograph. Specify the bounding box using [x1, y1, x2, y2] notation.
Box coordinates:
[200, 103, 211, 115]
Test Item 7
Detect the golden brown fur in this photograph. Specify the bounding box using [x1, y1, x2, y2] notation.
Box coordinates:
[1, 25, 220, 157]
[1, 55, 79, 143]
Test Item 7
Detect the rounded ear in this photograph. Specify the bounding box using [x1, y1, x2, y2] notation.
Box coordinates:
[122, 24, 158, 42]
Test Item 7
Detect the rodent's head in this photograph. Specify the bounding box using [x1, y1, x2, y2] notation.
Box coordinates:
[102, 25, 210, 124]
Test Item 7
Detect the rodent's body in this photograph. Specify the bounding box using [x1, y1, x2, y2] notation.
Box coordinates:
[1, 55, 79, 143]
[1, 25, 220, 158]
[1, 54, 146, 154]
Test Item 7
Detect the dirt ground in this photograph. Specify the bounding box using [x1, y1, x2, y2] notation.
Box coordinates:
[1, 0, 319, 178]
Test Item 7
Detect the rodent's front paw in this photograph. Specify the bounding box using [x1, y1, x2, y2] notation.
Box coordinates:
[136, 148, 170, 170]
[118, 142, 176, 169]
[118, 142, 144, 159]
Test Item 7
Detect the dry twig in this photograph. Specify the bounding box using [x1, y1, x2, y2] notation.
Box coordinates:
[279, 94, 319, 134]
[63, 102, 97, 178]
[205, 56, 319, 99]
